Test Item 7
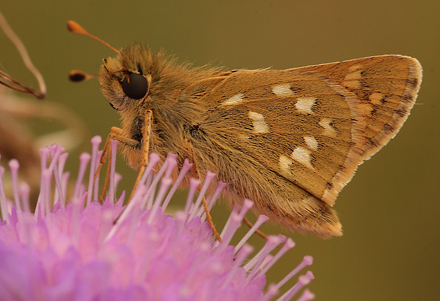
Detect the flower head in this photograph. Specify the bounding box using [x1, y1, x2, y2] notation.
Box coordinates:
[0, 136, 315, 300]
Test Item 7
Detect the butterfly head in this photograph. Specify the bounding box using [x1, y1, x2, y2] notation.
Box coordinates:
[99, 44, 155, 112]
[67, 21, 217, 114]
[67, 21, 172, 112]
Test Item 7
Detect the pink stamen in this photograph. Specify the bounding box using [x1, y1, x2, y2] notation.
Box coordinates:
[184, 178, 200, 220]
[47, 145, 66, 207]
[258, 238, 296, 276]
[296, 289, 315, 301]
[235, 215, 269, 253]
[87, 136, 102, 205]
[189, 171, 216, 221]
[74, 152, 91, 200]
[40, 169, 52, 217]
[8, 159, 21, 212]
[273, 255, 314, 292]
[39, 147, 49, 170]
[52, 150, 68, 208]
[218, 203, 241, 241]
[147, 177, 172, 224]
[162, 158, 193, 210]
[246, 235, 286, 280]
[164, 152, 177, 179]
[216, 211, 242, 252]
[19, 182, 30, 212]
[217, 200, 254, 250]
[263, 285, 279, 301]
[279, 271, 315, 301]
[60, 172, 70, 208]
[137, 153, 161, 188]
[108, 139, 119, 204]
[203, 181, 227, 216]
[93, 150, 103, 203]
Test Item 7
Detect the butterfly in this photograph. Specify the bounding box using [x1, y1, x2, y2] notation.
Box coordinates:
[69, 21, 422, 237]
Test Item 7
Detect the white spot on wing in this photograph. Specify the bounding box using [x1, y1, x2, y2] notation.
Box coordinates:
[319, 118, 337, 137]
[272, 84, 294, 96]
[295, 97, 316, 114]
[222, 93, 243, 106]
[279, 155, 292, 173]
[248, 111, 270, 133]
[291, 147, 314, 169]
[304, 136, 318, 150]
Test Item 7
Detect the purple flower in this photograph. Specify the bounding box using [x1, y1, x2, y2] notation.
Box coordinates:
[0, 136, 315, 300]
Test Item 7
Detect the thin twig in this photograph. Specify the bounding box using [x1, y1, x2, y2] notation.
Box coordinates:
[0, 11, 46, 98]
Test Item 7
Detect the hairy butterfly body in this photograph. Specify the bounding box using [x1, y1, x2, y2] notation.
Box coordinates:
[97, 43, 421, 237]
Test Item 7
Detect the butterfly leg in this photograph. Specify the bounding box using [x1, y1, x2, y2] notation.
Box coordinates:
[184, 139, 222, 242]
[95, 127, 140, 202]
[128, 109, 153, 201]
[95, 109, 151, 203]
[201, 193, 222, 242]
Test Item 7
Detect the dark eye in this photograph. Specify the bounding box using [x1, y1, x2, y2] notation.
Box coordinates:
[121, 72, 149, 99]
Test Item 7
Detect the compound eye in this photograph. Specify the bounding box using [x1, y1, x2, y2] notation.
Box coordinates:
[121, 72, 148, 99]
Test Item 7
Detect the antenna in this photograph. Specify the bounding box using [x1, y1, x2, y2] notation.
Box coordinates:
[67, 21, 118, 82]
[67, 21, 119, 54]
[68, 70, 97, 82]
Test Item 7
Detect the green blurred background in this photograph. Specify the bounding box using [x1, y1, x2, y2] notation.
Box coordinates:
[1, 1, 439, 300]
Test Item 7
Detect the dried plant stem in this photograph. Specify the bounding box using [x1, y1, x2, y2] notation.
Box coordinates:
[0, 11, 46, 98]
